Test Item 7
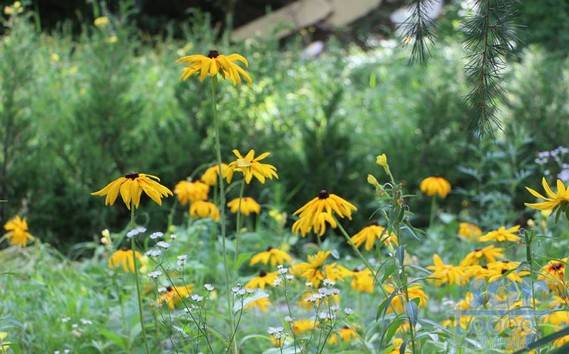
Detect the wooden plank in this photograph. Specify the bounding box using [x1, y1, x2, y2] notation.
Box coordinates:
[231, 0, 332, 41]
[325, 0, 382, 27]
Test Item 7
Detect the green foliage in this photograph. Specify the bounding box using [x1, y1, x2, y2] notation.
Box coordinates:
[517, 1, 569, 55]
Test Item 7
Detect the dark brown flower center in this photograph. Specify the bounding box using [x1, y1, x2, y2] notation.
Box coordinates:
[474, 248, 482, 252]
[166, 286, 173, 292]
[259, 270, 267, 277]
[120, 246, 130, 251]
[125, 173, 139, 179]
[207, 50, 219, 58]
[266, 246, 273, 252]
[342, 325, 350, 329]
[551, 263, 564, 271]
[352, 267, 360, 272]
[318, 189, 329, 199]
[501, 269, 508, 275]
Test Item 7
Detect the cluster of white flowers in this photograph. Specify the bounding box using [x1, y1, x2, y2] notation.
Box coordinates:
[148, 270, 162, 279]
[177, 254, 188, 268]
[54, 350, 71, 354]
[145, 249, 162, 257]
[267, 326, 285, 339]
[204, 283, 215, 292]
[158, 287, 168, 293]
[156, 241, 170, 249]
[191, 294, 203, 302]
[126, 226, 146, 239]
[149, 231, 163, 240]
[344, 307, 353, 316]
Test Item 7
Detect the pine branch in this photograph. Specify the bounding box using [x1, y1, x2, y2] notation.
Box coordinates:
[399, 0, 437, 64]
[463, 0, 518, 136]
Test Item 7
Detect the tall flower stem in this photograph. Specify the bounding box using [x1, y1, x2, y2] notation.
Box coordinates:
[336, 222, 376, 277]
[429, 196, 437, 226]
[209, 78, 238, 354]
[234, 180, 245, 262]
[130, 209, 150, 354]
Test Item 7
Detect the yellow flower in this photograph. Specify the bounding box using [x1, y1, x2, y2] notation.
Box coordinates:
[94, 16, 109, 28]
[106, 35, 118, 44]
[3, 216, 33, 247]
[227, 149, 278, 184]
[177, 50, 252, 85]
[479, 225, 521, 243]
[292, 319, 318, 335]
[50, 53, 60, 63]
[388, 338, 407, 354]
[292, 190, 357, 237]
[486, 260, 529, 283]
[250, 246, 292, 266]
[201, 163, 230, 186]
[328, 326, 358, 344]
[367, 174, 380, 188]
[244, 270, 278, 289]
[174, 180, 209, 205]
[539, 258, 567, 295]
[454, 293, 473, 311]
[158, 285, 192, 310]
[227, 197, 261, 215]
[350, 268, 374, 293]
[290, 251, 330, 287]
[458, 222, 482, 241]
[376, 153, 388, 168]
[92, 173, 173, 209]
[189, 201, 220, 221]
[351, 224, 398, 251]
[419, 176, 452, 198]
[268, 209, 287, 226]
[460, 245, 504, 266]
[270, 334, 285, 347]
[525, 178, 569, 215]
[427, 254, 467, 286]
[3, 1, 22, 15]
[542, 310, 569, 326]
[442, 316, 473, 329]
[244, 295, 271, 312]
[385, 284, 428, 314]
[108, 248, 146, 272]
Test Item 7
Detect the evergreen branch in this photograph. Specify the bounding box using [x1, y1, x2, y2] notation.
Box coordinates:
[463, 0, 518, 136]
[399, 0, 437, 64]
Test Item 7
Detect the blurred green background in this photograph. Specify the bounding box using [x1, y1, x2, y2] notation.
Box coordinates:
[1, 0, 568, 250]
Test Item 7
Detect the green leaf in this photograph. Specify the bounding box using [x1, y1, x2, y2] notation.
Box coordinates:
[514, 326, 569, 353]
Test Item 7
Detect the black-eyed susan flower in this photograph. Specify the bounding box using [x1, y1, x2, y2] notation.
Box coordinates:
[227, 149, 278, 184]
[189, 201, 220, 221]
[539, 258, 567, 294]
[385, 284, 428, 314]
[244, 294, 271, 312]
[525, 178, 569, 216]
[201, 163, 230, 186]
[327, 326, 358, 345]
[486, 260, 529, 283]
[3, 216, 33, 247]
[244, 270, 278, 289]
[291, 251, 330, 287]
[174, 180, 209, 205]
[350, 268, 374, 293]
[227, 197, 261, 215]
[157, 285, 193, 310]
[351, 223, 398, 251]
[460, 245, 504, 266]
[292, 190, 357, 237]
[292, 319, 318, 335]
[419, 176, 451, 198]
[177, 50, 252, 85]
[92, 173, 173, 210]
[250, 246, 292, 266]
[108, 248, 146, 272]
[458, 222, 482, 241]
[479, 225, 521, 243]
[427, 254, 467, 286]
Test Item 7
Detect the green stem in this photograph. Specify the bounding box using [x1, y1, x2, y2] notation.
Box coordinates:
[525, 232, 541, 353]
[234, 180, 245, 262]
[209, 78, 238, 354]
[336, 222, 376, 278]
[131, 234, 150, 354]
[429, 196, 437, 226]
